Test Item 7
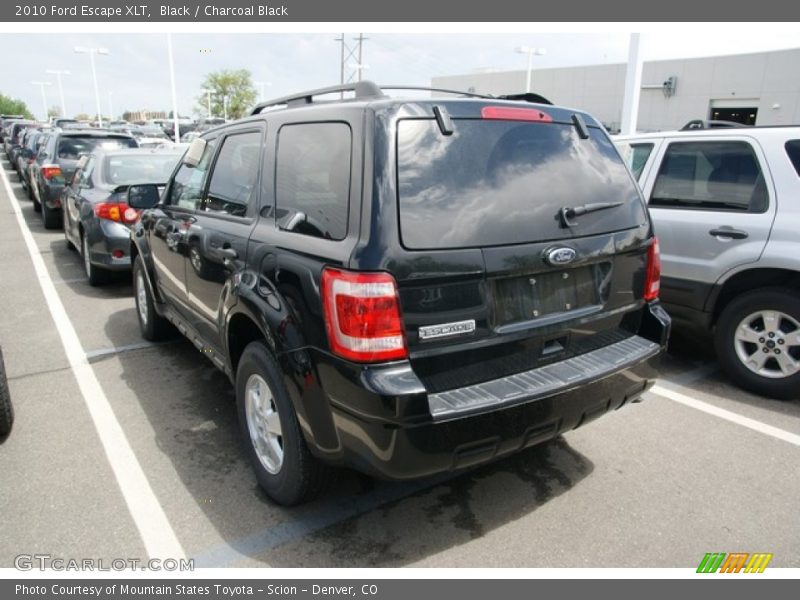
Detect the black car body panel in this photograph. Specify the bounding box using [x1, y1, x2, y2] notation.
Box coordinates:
[131, 86, 669, 484]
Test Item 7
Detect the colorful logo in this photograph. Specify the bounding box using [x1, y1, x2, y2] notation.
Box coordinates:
[697, 552, 773, 573]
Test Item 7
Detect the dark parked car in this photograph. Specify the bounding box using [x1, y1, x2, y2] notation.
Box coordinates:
[0, 115, 25, 142]
[16, 128, 51, 195]
[63, 148, 184, 285]
[30, 129, 138, 229]
[3, 120, 38, 160]
[51, 117, 80, 129]
[129, 82, 669, 505]
[0, 346, 12, 440]
[10, 125, 39, 176]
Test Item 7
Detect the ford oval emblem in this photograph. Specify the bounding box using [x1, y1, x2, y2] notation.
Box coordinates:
[544, 247, 577, 266]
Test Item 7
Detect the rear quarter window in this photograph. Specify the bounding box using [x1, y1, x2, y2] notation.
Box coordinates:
[785, 140, 800, 176]
[274, 122, 351, 241]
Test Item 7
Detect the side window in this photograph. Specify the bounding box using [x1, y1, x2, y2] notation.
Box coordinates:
[274, 122, 351, 240]
[621, 143, 654, 181]
[203, 131, 261, 217]
[650, 141, 767, 213]
[78, 157, 95, 188]
[165, 139, 217, 210]
[785, 140, 800, 177]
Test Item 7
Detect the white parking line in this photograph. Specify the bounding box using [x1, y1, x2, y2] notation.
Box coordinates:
[0, 165, 185, 560]
[650, 384, 800, 448]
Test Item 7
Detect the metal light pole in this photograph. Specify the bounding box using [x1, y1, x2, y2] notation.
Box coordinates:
[515, 46, 546, 93]
[74, 46, 109, 127]
[206, 90, 214, 117]
[45, 69, 70, 118]
[30, 81, 52, 122]
[223, 95, 228, 121]
[166, 33, 180, 143]
[254, 81, 271, 103]
[620, 33, 644, 136]
[108, 91, 114, 121]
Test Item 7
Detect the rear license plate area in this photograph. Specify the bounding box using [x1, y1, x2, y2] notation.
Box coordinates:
[491, 264, 610, 326]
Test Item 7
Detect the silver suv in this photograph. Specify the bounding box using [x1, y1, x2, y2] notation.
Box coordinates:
[616, 127, 800, 399]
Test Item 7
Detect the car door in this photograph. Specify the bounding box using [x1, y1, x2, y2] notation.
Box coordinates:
[63, 156, 94, 246]
[184, 127, 263, 350]
[148, 136, 218, 315]
[640, 135, 776, 312]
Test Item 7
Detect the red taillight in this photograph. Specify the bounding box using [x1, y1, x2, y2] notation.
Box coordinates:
[94, 202, 140, 225]
[321, 268, 408, 363]
[481, 106, 552, 122]
[644, 237, 661, 302]
[41, 165, 63, 181]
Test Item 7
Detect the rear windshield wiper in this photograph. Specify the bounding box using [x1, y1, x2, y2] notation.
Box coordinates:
[560, 201, 623, 227]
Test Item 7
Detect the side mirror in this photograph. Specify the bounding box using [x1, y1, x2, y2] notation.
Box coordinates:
[127, 184, 160, 209]
[182, 137, 206, 167]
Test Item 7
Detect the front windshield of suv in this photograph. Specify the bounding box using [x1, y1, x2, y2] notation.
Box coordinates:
[397, 119, 646, 249]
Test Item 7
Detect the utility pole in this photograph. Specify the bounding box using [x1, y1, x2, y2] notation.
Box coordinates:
[334, 33, 368, 87]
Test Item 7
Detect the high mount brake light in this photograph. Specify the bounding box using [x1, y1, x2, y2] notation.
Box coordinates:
[321, 268, 408, 363]
[481, 106, 553, 122]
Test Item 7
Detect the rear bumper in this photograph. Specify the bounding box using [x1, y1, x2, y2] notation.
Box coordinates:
[290, 302, 670, 480]
[41, 183, 64, 209]
[85, 219, 133, 271]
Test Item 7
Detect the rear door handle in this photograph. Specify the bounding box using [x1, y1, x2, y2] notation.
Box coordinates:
[709, 227, 748, 240]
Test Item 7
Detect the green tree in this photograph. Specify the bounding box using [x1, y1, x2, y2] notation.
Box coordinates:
[196, 69, 257, 120]
[0, 93, 34, 119]
[48, 106, 61, 118]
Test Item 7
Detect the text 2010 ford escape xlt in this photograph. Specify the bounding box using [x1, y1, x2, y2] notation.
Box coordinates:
[128, 82, 670, 505]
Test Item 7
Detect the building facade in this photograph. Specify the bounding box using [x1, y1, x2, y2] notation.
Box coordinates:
[432, 48, 800, 132]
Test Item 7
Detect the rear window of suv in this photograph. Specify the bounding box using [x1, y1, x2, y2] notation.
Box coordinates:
[58, 136, 137, 160]
[397, 119, 645, 249]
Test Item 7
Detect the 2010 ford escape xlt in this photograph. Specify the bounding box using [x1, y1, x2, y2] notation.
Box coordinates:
[128, 82, 670, 505]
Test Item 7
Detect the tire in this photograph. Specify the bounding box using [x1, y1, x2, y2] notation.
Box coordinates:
[133, 256, 170, 341]
[41, 200, 61, 229]
[64, 210, 76, 251]
[31, 183, 42, 212]
[81, 234, 108, 286]
[0, 347, 14, 440]
[236, 341, 330, 505]
[715, 288, 800, 400]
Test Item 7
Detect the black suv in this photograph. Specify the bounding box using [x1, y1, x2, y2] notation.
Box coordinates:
[128, 82, 670, 505]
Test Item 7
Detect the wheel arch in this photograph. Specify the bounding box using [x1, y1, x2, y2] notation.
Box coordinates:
[709, 268, 800, 327]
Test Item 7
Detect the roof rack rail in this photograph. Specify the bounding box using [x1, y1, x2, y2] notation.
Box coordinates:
[378, 85, 493, 99]
[249, 81, 553, 116]
[250, 80, 386, 115]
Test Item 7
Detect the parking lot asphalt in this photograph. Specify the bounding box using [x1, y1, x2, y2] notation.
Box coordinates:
[0, 154, 798, 569]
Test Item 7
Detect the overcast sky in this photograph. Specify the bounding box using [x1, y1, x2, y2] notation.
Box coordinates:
[2, 31, 799, 120]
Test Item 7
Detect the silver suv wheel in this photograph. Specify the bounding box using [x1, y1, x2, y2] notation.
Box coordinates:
[734, 310, 800, 379]
[244, 373, 284, 475]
